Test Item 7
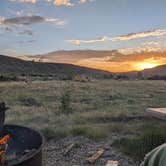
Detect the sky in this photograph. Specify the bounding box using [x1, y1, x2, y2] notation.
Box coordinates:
[0, 0, 166, 71]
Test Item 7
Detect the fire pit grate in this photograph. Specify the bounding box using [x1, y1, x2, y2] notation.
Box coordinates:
[0, 103, 44, 166]
[3, 125, 44, 166]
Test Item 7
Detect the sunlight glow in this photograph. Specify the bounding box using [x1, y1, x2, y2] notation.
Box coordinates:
[135, 62, 159, 70]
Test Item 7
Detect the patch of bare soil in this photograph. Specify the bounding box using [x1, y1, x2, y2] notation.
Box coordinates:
[43, 136, 139, 166]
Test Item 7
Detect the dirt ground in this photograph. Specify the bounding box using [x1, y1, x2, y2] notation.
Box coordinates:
[43, 136, 138, 166]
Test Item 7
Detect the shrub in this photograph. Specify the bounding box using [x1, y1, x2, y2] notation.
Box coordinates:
[64, 70, 75, 80]
[59, 89, 72, 114]
[103, 74, 114, 79]
[0, 74, 18, 81]
[114, 74, 129, 80]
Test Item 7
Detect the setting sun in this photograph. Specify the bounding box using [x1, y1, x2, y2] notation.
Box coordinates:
[135, 62, 159, 70]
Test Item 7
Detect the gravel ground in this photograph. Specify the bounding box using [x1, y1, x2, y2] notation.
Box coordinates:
[43, 136, 139, 166]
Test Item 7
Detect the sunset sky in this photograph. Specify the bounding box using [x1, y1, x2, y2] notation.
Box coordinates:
[0, 0, 166, 72]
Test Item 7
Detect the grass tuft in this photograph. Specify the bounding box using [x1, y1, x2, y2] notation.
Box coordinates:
[19, 97, 41, 107]
[71, 126, 106, 140]
[41, 127, 68, 140]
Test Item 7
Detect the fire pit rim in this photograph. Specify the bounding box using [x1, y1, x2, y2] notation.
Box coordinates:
[4, 124, 45, 166]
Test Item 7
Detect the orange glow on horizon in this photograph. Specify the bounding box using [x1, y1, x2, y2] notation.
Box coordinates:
[135, 62, 159, 71]
[76, 59, 163, 72]
[19, 53, 166, 72]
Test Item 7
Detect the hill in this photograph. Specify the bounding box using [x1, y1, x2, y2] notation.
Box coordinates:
[118, 65, 166, 79]
[0, 55, 110, 78]
[1, 54, 166, 80]
[19, 50, 166, 73]
[141, 64, 166, 79]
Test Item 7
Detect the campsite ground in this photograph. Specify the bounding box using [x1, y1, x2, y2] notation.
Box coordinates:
[0, 80, 166, 165]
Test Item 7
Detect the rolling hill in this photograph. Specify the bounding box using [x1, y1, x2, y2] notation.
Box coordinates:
[1, 54, 166, 79]
[0, 54, 110, 78]
[142, 64, 166, 77]
[19, 50, 166, 73]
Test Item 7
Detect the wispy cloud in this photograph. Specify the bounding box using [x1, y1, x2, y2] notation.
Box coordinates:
[10, 0, 37, 3]
[0, 15, 65, 36]
[118, 41, 166, 55]
[112, 29, 166, 41]
[79, 0, 94, 4]
[66, 28, 166, 45]
[46, 0, 74, 6]
[9, 0, 94, 6]
[19, 39, 36, 44]
[0, 15, 64, 26]
[66, 36, 110, 45]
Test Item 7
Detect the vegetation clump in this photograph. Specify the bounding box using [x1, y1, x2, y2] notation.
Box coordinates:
[59, 89, 72, 114]
[41, 127, 68, 140]
[71, 126, 106, 140]
[19, 97, 41, 107]
[0, 74, 18, 81]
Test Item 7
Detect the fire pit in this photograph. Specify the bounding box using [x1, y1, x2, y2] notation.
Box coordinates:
[0, 103, 44, 166]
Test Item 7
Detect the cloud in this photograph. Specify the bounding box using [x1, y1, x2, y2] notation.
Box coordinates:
[66, 28, 166, 45]
[10, 0, 94, 6]
[112, 29, 166, 41]
[66, 36, 110, 45]
[117, 41, 166, 55]
[19, 39, 36, 44]
[28, 39, 36, 43]
[10, 0, 37, 3]
[75, 50, 166, 72]
[46, 0, 74, 6]
[79, 0, 94, 4]
[18, 29, 34, 36]
[0, 15, 64, 26]
[0, 15, 65, 36]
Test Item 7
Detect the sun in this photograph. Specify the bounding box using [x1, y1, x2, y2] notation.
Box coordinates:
[135, 62, 159, 70]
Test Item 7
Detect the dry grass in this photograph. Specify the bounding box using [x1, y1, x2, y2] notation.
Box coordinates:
[0, 80, 165, 140]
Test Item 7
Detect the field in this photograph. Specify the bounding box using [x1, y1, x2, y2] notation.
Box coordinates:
[0, 80, 166, 165]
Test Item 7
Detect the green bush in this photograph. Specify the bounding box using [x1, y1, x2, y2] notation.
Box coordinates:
[59, 89, 72, 114]
[64, 70, 75, 80]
